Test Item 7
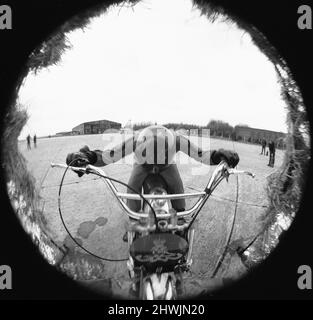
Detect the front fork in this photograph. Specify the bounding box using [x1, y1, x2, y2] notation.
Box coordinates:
[185, 225, 195, 268]
[126, 231, 136, 281]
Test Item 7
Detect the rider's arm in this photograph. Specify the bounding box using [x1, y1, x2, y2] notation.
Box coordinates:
[92, 135, 137, 166]
[176, 134, 218, 166]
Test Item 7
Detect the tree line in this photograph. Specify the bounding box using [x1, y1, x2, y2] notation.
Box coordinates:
[131, 120, 285, 148]
[132, 120, 249, 139]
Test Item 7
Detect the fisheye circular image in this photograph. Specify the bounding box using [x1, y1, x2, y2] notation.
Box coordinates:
[2, 0, 310, 299]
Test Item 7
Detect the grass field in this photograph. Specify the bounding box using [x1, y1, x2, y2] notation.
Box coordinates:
[19, 133, 284, 297]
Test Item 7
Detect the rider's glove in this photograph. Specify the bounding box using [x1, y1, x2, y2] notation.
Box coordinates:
[211, 149, 239, 168]
[66, 146, 97, 177]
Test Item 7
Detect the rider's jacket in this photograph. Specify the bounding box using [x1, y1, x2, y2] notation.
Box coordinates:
[100, 128, 215, 170]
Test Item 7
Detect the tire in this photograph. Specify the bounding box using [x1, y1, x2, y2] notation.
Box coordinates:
[140, 273, 177, 300]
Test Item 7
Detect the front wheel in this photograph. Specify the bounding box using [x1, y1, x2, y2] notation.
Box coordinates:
[140, 273, 177, 300]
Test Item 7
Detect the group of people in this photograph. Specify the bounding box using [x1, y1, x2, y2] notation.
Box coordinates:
[26, 134, 37, 150]
[260, 139, 275, 167]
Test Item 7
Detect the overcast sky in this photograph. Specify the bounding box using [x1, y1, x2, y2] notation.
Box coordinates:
[18, 0, 288, 138]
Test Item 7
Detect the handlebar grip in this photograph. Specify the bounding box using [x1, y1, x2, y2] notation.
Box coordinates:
[50, 163, 87, 172]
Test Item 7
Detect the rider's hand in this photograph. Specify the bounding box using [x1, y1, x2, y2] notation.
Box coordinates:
[66, 146, 97, 177]
[212, 149, 239, 168]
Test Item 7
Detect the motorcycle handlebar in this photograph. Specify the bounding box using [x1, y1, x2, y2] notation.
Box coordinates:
[50, 161, 255, 220]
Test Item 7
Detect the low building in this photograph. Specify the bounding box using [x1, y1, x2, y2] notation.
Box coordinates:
[72, 119, 121, 135]
[55, 131, 74, 136]
[234, 126, 286, 147]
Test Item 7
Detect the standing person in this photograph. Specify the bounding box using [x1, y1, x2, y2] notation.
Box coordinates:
[26, 134, 31, 150]
[33, 134, 37, 148]
[260, 139, 267, 155]
[268, 140, 276, 167]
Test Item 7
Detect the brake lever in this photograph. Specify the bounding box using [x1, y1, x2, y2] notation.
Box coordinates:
[223, 166, 230, 182]
[219, 160, 230, 182]
[228, 168, 256, 178]
[220, 161, 255, 180]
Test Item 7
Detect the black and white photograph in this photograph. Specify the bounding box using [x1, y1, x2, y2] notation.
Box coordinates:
[0, 0, 312, 303]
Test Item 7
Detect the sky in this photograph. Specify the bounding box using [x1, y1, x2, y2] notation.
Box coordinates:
[18, 0, 288, 138]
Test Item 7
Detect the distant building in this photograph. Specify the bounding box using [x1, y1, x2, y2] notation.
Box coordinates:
[234, 126, 286, 147]
[55, 131, 74, 136]
[72, 119, 121, 135]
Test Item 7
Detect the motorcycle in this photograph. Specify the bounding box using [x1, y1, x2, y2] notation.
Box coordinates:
[51, 160, 255, 300]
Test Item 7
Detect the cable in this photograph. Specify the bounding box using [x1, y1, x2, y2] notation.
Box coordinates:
[58, 159, 157, 262]
[236, 231, 263, 255]
[58, 160, 127, 261]
[43, 176, 101, 189]
[185, 175, 224, 233]
[211, 174, 239, 278]
[211, 140, 240, 278]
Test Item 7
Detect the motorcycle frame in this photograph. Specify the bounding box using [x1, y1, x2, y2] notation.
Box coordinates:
[51, 161, 255, 298]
